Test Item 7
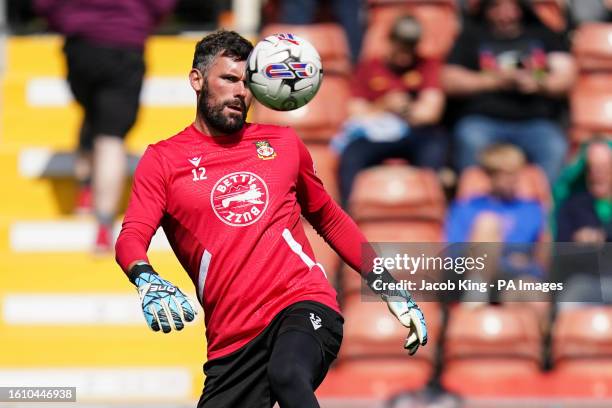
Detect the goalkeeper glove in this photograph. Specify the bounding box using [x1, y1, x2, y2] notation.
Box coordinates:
[129, 263, 198, 333]
[366, 270, 428, 355]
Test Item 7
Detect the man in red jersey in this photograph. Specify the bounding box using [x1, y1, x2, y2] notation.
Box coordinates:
[115, 30, 427, 408]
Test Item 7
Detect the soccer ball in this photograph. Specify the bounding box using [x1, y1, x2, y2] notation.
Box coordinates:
[247, 33, 323, 111]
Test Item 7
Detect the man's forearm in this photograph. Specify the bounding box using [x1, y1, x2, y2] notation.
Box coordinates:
[115, 221, 156, 274]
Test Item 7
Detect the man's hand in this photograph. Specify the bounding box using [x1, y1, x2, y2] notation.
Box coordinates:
[367, 270, 428, 355]
[384, 294, 428, 355]
[129, 264, 198, 333]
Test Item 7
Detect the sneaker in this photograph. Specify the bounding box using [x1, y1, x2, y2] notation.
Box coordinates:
[94, 224, 113, 253]
[75, 185, 93, 215]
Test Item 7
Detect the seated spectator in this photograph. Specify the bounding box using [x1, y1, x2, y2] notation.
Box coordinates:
[442, 0, 576, 183]
[446, 144, 547, 301]
[553, 140, 612, 306]
[446, 143, 546, 244]
[333, 15, 446, 207]
[556, 140, 612, 242]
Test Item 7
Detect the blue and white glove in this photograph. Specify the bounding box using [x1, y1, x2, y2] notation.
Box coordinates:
[367, 270, 428, 355]
[129, 264, 198, 333]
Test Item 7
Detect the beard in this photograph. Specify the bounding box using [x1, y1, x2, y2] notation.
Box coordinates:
[198, 87, 247, 135]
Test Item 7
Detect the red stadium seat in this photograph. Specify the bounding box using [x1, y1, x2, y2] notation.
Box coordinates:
[341, 220, 445, 295]
[316, 294, 441, 398]
[570, 74, 612, 144]
[251, 76, 350, 142]
[573, 23, 612, 72]
[361, 0, 459, 60]
[305, 143, 339, 202]
[442, 305, 543, 395]
[301, 218, 341, 286]
[259, 23, 352, 77]
[552, 306, 612, 377]
[531, 0, 567, 32]
[349, 164, 446, 223]
[456, 165, 552, 210]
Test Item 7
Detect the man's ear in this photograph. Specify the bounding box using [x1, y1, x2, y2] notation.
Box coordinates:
[189, 68, 204, 93]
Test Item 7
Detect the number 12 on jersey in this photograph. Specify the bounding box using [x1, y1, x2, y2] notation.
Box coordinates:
[192, 167, 207, 181]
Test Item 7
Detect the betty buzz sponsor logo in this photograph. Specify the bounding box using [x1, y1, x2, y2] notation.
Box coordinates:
[211, 171, 269, 226]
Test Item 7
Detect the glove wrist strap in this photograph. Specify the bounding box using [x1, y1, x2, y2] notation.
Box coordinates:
[128, 263, 157, 285]
[365, 269, 414, 303]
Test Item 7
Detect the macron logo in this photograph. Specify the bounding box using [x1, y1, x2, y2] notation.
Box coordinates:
[309, 313, 322, 330]
[189, 157, 202, 168]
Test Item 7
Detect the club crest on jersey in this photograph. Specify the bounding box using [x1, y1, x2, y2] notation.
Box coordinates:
[211, 171, 269, 227]
[255, 140, 277, 160]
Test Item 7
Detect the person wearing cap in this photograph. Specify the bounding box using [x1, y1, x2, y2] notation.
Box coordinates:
[332, 14, 446, 208]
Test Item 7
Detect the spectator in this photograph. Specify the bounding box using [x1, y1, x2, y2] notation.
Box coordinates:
[332, 15, 446, 207]
[446, 143, 545, 244]
[34, 0, 177, 252]
[556, 140, 612, 242]
[279, 0, 364, 62]
[553, 140, 612, 306]
[442, 0, 576, 183]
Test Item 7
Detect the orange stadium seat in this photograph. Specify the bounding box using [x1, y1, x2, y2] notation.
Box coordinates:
[341, 220, 445, 295]
[442, 305, 543, 396]
[361, 0, 459, 60]
[349, 164, 446, 223]
[316, 294, 441, 399]
[456, 165, 552, 210]
[259, 23, 352, 77]
[552, 306, 612, 377]
[573, 23, 612, 72]
[301, 218, 341, 286]
[306, 143, 339, 202]
[570, 74, 612, 144]
[531, 0, 567, 32]
[251, 76, 350, 142]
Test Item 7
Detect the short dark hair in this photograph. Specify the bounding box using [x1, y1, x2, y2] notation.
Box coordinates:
[192, 30, 253, 75]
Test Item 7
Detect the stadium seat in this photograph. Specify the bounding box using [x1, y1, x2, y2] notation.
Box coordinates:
[573, 23, 612, 72]
[442, 305, 543, 395]
[361, 0, 459, 60]
[570, 74, 612, 144]
[251, 76, 350, 142]
[340, 220, 445, 295]
[531, 0, 567, 32]
[305, 143, 339, 202]
[259, 23, 352, 77]
[349, 164, 446, 223]
[302, 218, 341, 286]
[317, 293, 441, 398]
[456, 165, 552, 210]
[552, 306, 612, 377]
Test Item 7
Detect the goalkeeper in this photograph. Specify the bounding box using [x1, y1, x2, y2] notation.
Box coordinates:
[115, 30, 426, 408]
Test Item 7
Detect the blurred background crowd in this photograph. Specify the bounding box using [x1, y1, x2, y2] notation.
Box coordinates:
[1, 0, 612, 407]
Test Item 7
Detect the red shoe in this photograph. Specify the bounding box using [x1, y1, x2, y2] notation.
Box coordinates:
[94, 224, 113, 253]
[75, 186, 93, 215]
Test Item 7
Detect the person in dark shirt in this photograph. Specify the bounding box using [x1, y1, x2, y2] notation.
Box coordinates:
[442, 0, 576, 183]
[332, 15, 446, 207]
[34, 0, 177, 252]
[557, 141, 612, 243]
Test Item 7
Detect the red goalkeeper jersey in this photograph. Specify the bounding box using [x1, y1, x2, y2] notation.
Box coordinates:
[116, 123, 367, 359]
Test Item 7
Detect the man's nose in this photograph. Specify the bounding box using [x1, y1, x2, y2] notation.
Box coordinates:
[235, 80, 247, 98]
